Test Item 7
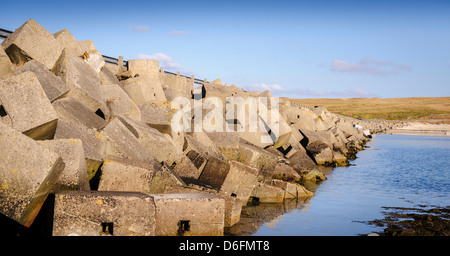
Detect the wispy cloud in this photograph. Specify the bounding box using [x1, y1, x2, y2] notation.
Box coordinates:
[128, 24, 151, 32]
[331, 57, 412, 76]
[244, 83, 287, 94]
[137, 53, 183, 70]
[294, 88, 379, 98]
[167, 30, 192, 36]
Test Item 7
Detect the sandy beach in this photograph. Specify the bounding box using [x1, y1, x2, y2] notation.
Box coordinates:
[388, 122, 450, 136]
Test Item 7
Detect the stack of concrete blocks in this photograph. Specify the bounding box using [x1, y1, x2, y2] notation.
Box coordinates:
[0, 19, 386, 236]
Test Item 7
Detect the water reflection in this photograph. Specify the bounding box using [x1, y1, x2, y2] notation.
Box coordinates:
[225, 198, 311, 236]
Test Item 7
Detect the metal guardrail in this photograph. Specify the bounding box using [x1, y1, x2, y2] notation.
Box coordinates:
[0, 27, 206, 84]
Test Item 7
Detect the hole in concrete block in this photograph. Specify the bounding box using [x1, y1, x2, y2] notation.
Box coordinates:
[178, 220, 190, 236]
[0, 105, 7, 117]
[100, 222, 114, 235]
[95, 108, 105, 120]
[89, 162, 103, 191]
[230, 193, 237, 197]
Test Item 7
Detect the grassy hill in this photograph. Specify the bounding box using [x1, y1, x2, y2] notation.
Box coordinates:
[285, 97, 450, 121]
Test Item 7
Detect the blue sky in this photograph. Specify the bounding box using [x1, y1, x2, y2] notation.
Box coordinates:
[1, 0, 449, 98]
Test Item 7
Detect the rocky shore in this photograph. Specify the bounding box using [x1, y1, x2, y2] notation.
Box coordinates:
[0, 19, 392, 236]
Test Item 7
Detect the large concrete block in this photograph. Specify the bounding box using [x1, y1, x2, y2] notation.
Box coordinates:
[53, 49, 103, 112]
[0, 71, 58, 140]
[53, 29, 84, 57]
[100, 85, 141, 122]
[127, 59, 160, 79]
[0, 46, 16, 79]
[199, 158, 258, 205]
[15, 60, 69, 102]
[271, 180, 313, 198]
[82, 50, 105, 73]
[160, 71, 193, 100]
[54, 118, 106, 180]
[121, 76, 166, 104]
[0, 122, 65, 227]
[238, 140, 280, 181]
[1, 19, 63, 69]
[152, 193, 225, 236]
[287, 150, 318, 175]
[206, 132, 240, 161]
[249, 182, 284, 203]
[52, 190, 156, 236]
[52, 97, 107, 131]
[98, 155, 159, 193]
[38, 139, 90, 191]
[100, 117, 159, 166]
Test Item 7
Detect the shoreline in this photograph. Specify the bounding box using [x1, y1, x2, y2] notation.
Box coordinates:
[386, 122, 450, 136]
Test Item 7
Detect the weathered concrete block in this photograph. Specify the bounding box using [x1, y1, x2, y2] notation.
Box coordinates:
[54, 118, 106, 180]
[0, 122, 65, 227]
[52, 190, 156, 236]
[0, 46, 16, 79]
[53, 49, 103, 112]
[0, 71, 58, 140]
[15, 60, 69, 102]
[53, 29, 82, 55]
[99, 66, 121, 86]
[152, 193, 225, 236]
[271, 162, 301, 182]
[249, 182, 284, 203]
[100, 85, 142, 122]
[287, 149, 318, 175]
[160, 71, 193, 100]
[98, 155, 159, 193]
[149, 163, 187, 194]
[127, 59, 160, 79]
[1, 19, 63, 69]
[52, 97, 108, 130]
[199, 158, 258, 205]
[82, 50, 105, 73]
[100, 117, 159, 166]
[121, 76, 166, 104]
[38, 139, 90, 191]
[271, 180, 313, 198]
[238, 140, 280, 181]
[207, 131, 240, 161]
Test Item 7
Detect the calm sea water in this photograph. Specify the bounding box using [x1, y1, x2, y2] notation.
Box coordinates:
[250, 134, 450, 236]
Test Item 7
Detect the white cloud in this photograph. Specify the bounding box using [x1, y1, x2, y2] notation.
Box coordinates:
[331, 57, 412, 76]
[128, 24, 150, 32]
[245, 83, 287, 93]
[137, 53, 183, 70]
[167, 30, 191, 36]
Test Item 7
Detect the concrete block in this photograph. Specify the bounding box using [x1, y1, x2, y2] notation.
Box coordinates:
[127, 59, 159, 79]
[117, 116, 199, 179]
[52, 190, 156, 236]
[99, 66, 121, 86]
[0, 46, 16, 79]
[271, 180, 313, 199]
[15, 60, 69, 102]
[207, 131, 240, 161]
[249, 182, 284, 203]
[53, 29, 85, 57]
[0, 71, 58, 140]
[238, 140, 280, 181]
[152, 193, 225, 236]
[287, 150, 318, 175]
[38, 139, 90, 191]
[53, 49, 103, 112]
[0, 122, 65, 227]
[54, 118, 106, 180]
[271, 162, 301, 182]
[100, 85, 142, 122]
[100, 117, 159, 166]
[1, 19, 63, 69]
[160, 71, 193, 100]
[120, 76, 166, 104]
[82, 50, 105, 73]
[199, 158, 258, 205]
[149, 162, 187, 194]
[52, 97, 108, 130]
[98, 155, 158, 193]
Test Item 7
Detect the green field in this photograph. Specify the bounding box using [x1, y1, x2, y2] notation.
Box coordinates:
[285, 97, 450, 121]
